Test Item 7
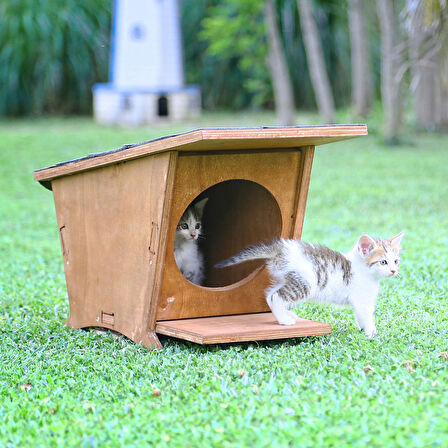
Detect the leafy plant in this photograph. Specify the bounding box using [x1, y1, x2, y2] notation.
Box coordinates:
[198, 0, 272, 109]
[0, 0, 111, 115]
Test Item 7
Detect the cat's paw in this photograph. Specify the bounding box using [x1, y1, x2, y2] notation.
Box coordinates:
[364, 327, 378, 338]
[276, 313, 298, 326]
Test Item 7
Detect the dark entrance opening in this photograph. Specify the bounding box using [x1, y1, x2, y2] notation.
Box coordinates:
[175, 180, 282, 288]
[121, 95, 132, 111]
[157, 95, 168, 117]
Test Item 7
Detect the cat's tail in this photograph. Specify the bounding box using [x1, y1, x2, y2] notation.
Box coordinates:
[215, 241, 280, 268]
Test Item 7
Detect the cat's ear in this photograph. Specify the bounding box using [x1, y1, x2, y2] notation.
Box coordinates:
[388, 231, 404, 252]
[357, 234, 376, 258]
[194, 198, 208, 218]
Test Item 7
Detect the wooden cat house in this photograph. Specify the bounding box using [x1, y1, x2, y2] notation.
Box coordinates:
[34, 126, 367, 349]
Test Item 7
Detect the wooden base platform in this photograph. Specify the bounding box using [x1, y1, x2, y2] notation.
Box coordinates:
[156, 312, 331, 344]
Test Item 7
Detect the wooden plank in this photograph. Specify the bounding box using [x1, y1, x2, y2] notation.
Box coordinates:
[144, 151, 178, 333]
[139, 151, 178, 350]
[34, 125, 367, 182]
[292, 146, 315, 239]
[156, 312, 332, 344]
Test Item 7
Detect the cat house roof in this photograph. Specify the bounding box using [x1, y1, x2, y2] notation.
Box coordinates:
[34, 125, 367, 189]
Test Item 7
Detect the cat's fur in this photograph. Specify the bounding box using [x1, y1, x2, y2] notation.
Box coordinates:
[216, 232, 404, 337]
[174, 198, 208, 285]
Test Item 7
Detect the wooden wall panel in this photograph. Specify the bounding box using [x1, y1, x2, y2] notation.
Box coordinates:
[157, 149, 309, 321]
[52, 153, 173, 346]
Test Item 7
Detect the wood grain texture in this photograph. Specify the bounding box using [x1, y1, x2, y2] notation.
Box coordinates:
[156, 150, 304, 321]
[156, 312, 332, 344]
[145, 152, 178, 334]
[292, 146, 315, 239]
[200, 180, 282, 287]
[34, 125, 367, 183]
[140, 331, 163, 350]
[53, 153, 171, 346]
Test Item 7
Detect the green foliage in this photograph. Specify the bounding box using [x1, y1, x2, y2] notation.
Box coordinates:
[0, 0, 111, 115]
[188, 0, 365, 110]
[182, 0, 255, 110]
[315, 0, 351, 107]
[197, 0, 272, 109]
[1, 115, 447, 446]
[0, 0, 408, 116]
[276, 0, 315, 108]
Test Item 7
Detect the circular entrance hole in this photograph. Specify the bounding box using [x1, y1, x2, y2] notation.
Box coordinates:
[175, 180, 282, 288]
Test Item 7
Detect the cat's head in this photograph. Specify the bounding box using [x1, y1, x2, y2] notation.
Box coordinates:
[356, 232, 404, 278]
[176, 198, 208, 242]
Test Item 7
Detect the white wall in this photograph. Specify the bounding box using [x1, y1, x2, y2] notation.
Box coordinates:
[112, 0, 184, 90]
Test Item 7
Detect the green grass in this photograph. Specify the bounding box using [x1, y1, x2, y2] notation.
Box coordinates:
[1, 114, 447, 447]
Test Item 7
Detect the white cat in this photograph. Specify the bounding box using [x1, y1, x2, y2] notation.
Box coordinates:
[174, 198, 208, 285]
[217, 232, 404, 337]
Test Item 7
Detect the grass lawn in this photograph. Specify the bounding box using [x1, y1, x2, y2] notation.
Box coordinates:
[0, 114, 447, 447]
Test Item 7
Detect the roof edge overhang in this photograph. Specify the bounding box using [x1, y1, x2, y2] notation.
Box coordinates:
[34, 125, 367, 188]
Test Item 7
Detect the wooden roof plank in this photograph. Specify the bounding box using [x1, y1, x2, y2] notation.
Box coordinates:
[34, 125, 367, 183]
